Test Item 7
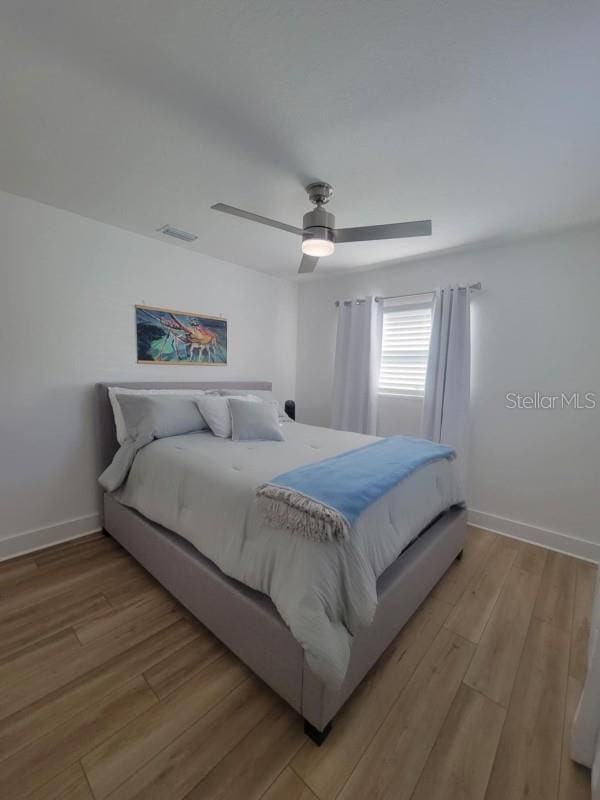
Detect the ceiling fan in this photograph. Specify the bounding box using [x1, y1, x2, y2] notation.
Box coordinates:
[211, 182, 432, 274]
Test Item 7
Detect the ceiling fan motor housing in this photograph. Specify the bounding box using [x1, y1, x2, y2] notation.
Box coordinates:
[303, 207, 336, 243]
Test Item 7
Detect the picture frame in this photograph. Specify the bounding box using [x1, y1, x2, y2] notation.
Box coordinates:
[135, 305, 228, 365]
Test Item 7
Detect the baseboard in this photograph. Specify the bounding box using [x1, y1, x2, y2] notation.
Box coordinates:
[3, 506, 597, 565]
[468, 508, 600, 564]
[0, 513, 101, 562]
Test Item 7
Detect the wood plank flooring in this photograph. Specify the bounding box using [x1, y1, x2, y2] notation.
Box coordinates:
[0, 528, 593, 800]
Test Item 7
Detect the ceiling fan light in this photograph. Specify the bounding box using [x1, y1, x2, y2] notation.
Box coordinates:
[302, 238, 335, 257]
[302, 226, 335, 257]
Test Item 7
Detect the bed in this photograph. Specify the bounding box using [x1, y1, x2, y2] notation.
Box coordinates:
[97, 380, 467, 743]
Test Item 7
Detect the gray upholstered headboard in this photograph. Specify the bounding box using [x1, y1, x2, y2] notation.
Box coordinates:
[96, 381, 272, 471]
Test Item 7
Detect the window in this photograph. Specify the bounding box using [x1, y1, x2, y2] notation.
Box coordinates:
[378, 302, 433, 397]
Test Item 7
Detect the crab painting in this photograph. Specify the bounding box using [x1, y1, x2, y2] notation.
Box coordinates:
[135, 306, 227, 364]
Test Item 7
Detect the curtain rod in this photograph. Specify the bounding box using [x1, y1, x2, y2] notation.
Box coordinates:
[334, 282, 481, 307]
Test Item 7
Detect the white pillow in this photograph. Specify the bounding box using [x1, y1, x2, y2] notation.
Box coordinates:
[108, 387, 212, 444]
[195, 394, 260, 438]
[219, 389, 290, 422]
[229, 398, 285, 442]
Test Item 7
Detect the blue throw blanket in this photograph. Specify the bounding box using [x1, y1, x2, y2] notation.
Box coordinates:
[256, 436, 455, 542]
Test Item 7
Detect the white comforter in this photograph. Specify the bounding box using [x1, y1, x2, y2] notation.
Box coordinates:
[115, 422, 463, 686]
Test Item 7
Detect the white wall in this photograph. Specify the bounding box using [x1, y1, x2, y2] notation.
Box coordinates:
[296, 225, 600, 561]
[0, 190, 297, 558]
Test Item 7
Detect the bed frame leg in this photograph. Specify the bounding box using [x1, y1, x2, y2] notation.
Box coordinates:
[456, 549, 464, 561]
[304, 719, 332, 746]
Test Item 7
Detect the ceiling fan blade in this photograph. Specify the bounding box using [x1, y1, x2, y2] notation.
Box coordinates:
[211, 203, 304, 236]
[298, 254, 319, 274]
[335, 219, 432, 243]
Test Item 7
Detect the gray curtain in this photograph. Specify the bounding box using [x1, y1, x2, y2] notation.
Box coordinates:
[331, 297, 383, 434]
[422, 286, 471, 475]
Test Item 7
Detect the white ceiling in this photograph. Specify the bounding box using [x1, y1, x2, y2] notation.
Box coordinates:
[1, 1, 599, 278]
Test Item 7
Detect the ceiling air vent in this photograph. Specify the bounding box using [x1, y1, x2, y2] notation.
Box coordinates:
[157, 225, 198, 243]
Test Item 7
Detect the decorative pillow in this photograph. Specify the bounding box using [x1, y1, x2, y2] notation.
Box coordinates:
[195, 394, 260, 438]
[219, 389, 290, 422]
[108, 387, 211, 444]
[99, 440, 140, 493]
[119, 394, 206, 443]
[229, 398, 285, 442]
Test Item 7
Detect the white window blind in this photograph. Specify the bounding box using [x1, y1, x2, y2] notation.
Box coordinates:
[378, 302, 433, 397]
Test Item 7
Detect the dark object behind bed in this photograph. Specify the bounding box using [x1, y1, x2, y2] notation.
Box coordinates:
[284, 400, 296, 421]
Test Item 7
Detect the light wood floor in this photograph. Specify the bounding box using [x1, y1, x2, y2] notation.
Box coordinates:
[0, 527, 594, 800]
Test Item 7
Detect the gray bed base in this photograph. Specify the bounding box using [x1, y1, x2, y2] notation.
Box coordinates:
[97, 381, 467, 739]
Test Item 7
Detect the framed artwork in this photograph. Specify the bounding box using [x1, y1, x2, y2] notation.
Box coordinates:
[135, 305, 227, 365]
